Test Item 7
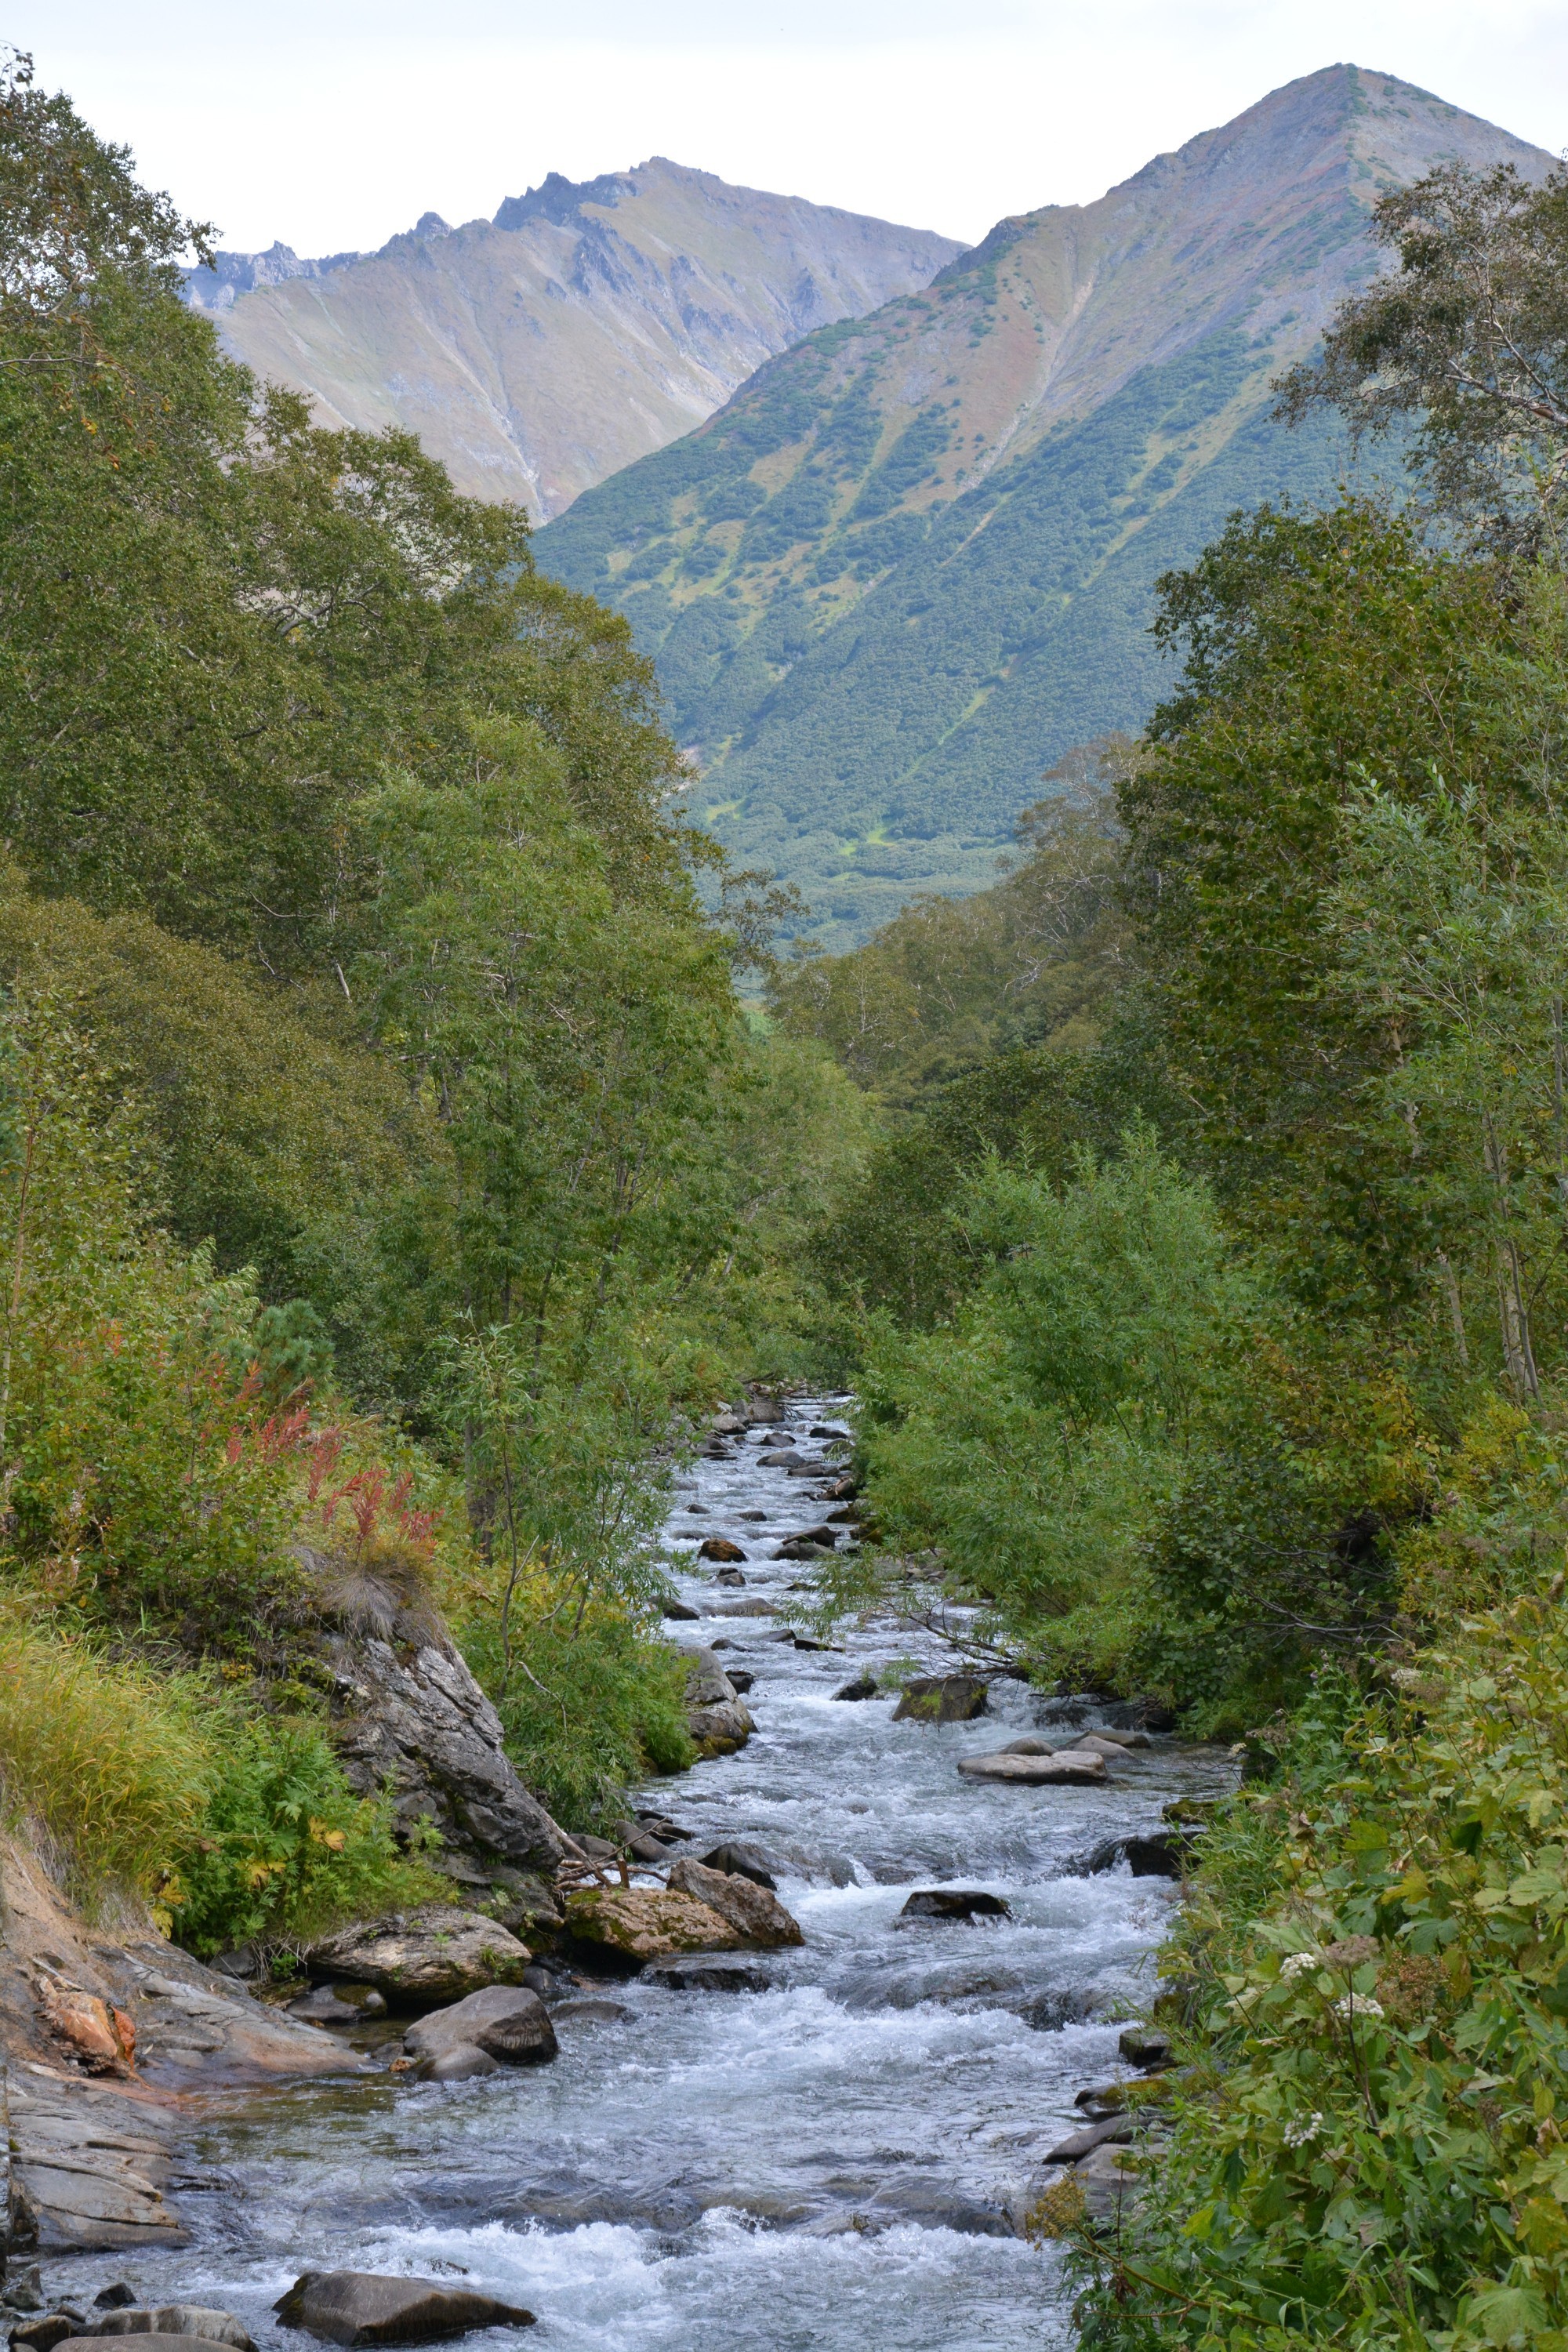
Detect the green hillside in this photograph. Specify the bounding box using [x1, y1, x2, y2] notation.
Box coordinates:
[539, 67, 1549, 949]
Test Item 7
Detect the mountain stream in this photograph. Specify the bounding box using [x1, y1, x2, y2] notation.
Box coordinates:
[51, 1396, 1230, 2350]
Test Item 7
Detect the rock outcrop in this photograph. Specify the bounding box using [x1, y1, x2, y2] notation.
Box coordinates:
[0, 1838, 364, 2256]
[298, 1552, 573, 1924]
[304, 1909, 531, 2007]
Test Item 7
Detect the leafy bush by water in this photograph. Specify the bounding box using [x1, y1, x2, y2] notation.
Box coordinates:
[1077, 1604, 1568, 2350]
[165, 1711, 442, 1956]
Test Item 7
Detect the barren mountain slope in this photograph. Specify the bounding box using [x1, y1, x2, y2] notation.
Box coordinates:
[539, 67, 1554, 950]
[205, 161, 964, 517]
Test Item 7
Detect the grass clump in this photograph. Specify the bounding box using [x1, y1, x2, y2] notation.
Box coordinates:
[0, 1610, 439, 1949]
[0, 1613, 209, 1896]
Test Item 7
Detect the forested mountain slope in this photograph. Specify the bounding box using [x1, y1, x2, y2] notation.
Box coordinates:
[539, 67, 1552, 949]
[196, 162, 963, 517]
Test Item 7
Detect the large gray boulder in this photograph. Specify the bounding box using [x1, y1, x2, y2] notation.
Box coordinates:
[957, 1751, 1107, 1785]
[273, 2274, 535, 2345]
[300, 1552, 568, 1903]
[666, 1858, 804, 1947]
[402, 1986, 557, 2081]
[304, 1909, 531, 2007]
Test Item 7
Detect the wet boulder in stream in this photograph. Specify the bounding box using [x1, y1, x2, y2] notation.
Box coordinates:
[57, 2338, 238, 2352]
[1083, 1831, 1189, 1878]
[273, 2273, 535, 2344]
[645, 1958, 770, 1992]
[562, 1885, 752, 1962]
[70, 2311, 255, 2349]
[893, 1674, 989, 1724]
[899, 1889, 1011, 1922]
[957, 1750, 1108, 1785]
[402, 1984, 558, 2079]
[679, 1646, 754, 1754]
[833, 1671, 880, 1701]
[666, 1857, 804, 1947]
[697, 1537, 746, 1563]
[700, 1841, 777, 1888]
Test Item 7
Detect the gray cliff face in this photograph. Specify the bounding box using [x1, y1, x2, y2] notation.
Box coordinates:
[292, 1549, 571, 1908]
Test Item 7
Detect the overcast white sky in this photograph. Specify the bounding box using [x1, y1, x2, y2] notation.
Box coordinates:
[13, 1, 1568, 257]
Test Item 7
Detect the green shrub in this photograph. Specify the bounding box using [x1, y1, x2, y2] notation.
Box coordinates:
[165, 1711, 441, 1957]
[463, 1601, 695, 1831]
[1076, 1601, 1568, 2350]
[0, 1614, 428, 1953]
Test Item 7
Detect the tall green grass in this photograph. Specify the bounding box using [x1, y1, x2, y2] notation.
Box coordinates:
[0, 1614, 210, 1897]
[0, 1613, 438, 1946]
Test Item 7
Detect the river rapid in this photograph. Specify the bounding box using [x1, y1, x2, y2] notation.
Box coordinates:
[49, 1396, 1229, 2350]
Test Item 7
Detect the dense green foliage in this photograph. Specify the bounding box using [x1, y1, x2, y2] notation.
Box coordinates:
[1074, 1601, 1568, 2350]
[543, 321, 1352, 948]
[0, 60, 873, 1942]
[768, 753, 1128, 1106]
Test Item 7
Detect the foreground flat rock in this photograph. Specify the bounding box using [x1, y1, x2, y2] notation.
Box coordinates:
[305, 1910, 531, 2006]
[5, 2073, 187, 2252]
[563, 1886, 746, 1962]
[60, 2339, 239, 2352]
[274, 2273, 535, 2345]
[666, 1858, 804, 1947]
[957, 1751, 1108, 1785]
[403, 1985, 557, 2080]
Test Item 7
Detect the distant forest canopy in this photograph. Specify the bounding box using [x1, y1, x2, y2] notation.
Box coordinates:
[539, 66, 1550, 952]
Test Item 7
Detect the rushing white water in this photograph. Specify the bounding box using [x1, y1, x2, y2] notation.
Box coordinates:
[49, 1396, 1229, 2348]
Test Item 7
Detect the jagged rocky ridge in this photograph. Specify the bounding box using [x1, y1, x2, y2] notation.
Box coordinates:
[194, 162, 963, 517]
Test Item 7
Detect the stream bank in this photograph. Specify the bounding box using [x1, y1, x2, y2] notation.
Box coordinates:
[11, 1396, 1230, 2350]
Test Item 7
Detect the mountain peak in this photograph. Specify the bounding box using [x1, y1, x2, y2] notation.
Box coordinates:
[539, 69, 1553, 952]
[492, 168, 637, 231]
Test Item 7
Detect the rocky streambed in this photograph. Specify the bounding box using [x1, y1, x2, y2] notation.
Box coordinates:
[9, 1396, 1231, 2351]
